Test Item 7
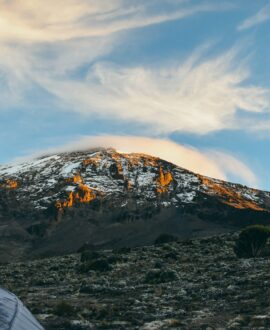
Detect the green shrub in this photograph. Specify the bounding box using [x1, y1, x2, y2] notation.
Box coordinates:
[234, 225, 270, 258]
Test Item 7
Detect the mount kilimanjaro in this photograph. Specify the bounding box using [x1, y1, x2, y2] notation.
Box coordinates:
[0, 148, 270, 262]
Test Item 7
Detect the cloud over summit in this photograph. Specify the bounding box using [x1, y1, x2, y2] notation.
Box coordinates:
[20, 135, 258, 188]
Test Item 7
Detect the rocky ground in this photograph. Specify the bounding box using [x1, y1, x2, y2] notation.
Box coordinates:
[1, 232, 270, 329]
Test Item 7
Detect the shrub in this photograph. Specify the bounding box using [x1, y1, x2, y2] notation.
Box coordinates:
[89, 259, 112, 271]
[54, 301, 76, 316]
[79, 258, 112, 273]
[27, 223, 48, 237]
[154, 233, 178, 245]
[164, 251, 178, 260]
[234, 225, 270, 258]
[113, 247, 131, 254]
[77, 243, 95, 253]
[154, 260, 164, 269]
[80, 250, 100, 263]
[145, 269, 178, 284]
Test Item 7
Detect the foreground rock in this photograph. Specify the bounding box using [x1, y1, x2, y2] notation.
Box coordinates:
[1, 232, 270, 329]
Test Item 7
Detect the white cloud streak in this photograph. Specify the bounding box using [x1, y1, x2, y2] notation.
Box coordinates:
[238, 4, 270, 31]
[0, 0, 234, 116]
[0, 1, 268, 136]
[206, 150, 258, 188]
[36, 48, 270, 135]
[0, 0, 226, 42]
[0, 1, 268, 137]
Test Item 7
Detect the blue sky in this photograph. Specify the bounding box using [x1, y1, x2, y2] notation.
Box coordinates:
[1, 0, 270, 189]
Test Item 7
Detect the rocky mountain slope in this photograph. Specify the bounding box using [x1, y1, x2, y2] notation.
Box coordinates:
[2, 232, 270, 329]
[0, 148, 270, 261]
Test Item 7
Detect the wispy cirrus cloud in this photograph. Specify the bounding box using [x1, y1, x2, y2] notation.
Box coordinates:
[0, 0, 228, 42]
[238, 4, 270, 31]
[0, 1, 269, 137]
[0, 0, 232, 110]
[35, 47, 270, 135]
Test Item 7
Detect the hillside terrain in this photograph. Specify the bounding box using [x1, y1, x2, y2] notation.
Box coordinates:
[0, 148, 270, 261]
[1, 232, 270, 329]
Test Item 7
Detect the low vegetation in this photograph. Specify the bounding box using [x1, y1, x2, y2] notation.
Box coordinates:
[3, 232, 270, 329]
[145, 269, 178, 284]
[54, 301, 76, 317]
[234, 225, 270, 258]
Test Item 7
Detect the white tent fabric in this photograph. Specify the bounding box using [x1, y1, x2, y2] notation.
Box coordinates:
[0, 288, 44, 330]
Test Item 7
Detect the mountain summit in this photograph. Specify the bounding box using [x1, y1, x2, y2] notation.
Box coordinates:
[0, 148, 269, 261]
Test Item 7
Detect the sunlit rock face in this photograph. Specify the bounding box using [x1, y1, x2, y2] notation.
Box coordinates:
[0, 179, 18, 189]
[0, 147, 270, 260]
[156, 167, 173, 193]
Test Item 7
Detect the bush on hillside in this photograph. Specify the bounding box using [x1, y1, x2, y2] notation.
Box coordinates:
[154, 233, 178, 245]
[80, 250, 100, 263]
[54, 301, 76, 316]
[234, 225, 270, 258]
[79, 258, 112, 273]
[77, 242, 96, 253]
[145, 269, 178, 284]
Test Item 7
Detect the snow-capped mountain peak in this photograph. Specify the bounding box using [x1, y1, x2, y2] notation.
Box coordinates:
[0, 148, 270, 261]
